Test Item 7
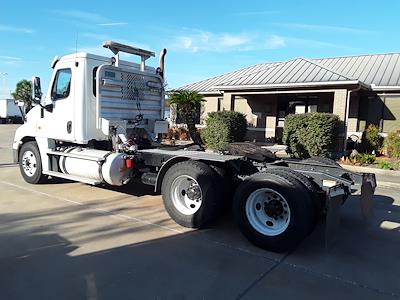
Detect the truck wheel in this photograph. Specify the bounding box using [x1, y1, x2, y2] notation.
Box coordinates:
[233, 172, 315, 252]
[267, 167, 322, 216]
[19, 142, 46, 184]
[303, 157, 340, 167]
[161, 160, 222, 228]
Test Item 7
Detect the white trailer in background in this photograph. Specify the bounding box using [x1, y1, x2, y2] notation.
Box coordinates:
[0, 98, 23, 123]
[12, 41, 376, 252]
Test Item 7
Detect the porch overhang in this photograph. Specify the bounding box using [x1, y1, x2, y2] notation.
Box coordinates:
[212, 80, 370, 92]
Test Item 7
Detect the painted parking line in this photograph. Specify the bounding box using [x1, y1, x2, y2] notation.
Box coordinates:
[0, 180, 184, 234]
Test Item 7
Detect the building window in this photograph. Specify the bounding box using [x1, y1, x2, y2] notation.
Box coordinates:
[217, 97, 222, 111]
[295, 104, 306, 114]
[308, 104, 318, 112]
[382, 96, 400, 132]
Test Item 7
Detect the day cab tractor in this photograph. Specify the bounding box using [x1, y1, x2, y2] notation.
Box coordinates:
[13, 41, 376, 252]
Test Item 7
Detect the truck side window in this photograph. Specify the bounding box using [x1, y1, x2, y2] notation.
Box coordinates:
[51, 68, 72, 100]
[93, 67, 98, 96]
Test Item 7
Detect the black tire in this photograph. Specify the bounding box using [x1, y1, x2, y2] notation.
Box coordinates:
[19, 142, 46, 184]
[209, 164, 235, 210]
[267, 167, 322, 216]
[161, 160, 222, 228]
[303, 156, 340, 167]
[233, 172, 315, 252]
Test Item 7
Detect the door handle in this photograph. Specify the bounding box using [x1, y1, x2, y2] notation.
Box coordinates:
[67, 121, 72, 134]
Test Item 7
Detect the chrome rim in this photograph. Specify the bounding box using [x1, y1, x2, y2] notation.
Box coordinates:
[245, 188, 291, 236]
[170, 175, 202, 215]
[21, 150, 37, 177]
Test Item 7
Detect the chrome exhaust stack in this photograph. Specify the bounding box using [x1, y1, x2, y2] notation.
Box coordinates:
[158, 48, 167, 79]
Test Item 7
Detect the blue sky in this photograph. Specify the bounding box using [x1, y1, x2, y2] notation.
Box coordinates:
[1, 0, 400, 96]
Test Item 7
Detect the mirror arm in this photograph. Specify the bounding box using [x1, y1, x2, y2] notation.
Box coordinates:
[37, 102, 53, 113]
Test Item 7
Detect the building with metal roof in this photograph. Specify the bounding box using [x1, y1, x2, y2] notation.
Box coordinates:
[177, 53, 400, 149]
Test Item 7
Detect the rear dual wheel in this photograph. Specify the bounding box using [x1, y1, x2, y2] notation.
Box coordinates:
[161, 160, 223, 228]
[233, 172, 316, 252]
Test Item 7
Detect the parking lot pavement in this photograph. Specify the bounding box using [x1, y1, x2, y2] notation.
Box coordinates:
[1, 124, 400, 299]
[0, 124, 19, 164]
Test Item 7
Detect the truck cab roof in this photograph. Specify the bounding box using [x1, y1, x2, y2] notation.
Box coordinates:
[56, 52, 156, 72]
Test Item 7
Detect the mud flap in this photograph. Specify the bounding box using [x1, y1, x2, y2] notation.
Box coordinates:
[360, 174, 376, 219]
[325, 186, 345, 248]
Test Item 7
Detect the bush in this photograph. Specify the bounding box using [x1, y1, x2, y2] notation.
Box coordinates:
[283, 113, 340, 159]
[349, 153, 376, 165]
[384, 131, 400, 158]
[360, 124, 383, 153]
[376, 160, 393, 170]
[201, 111, 247, 151]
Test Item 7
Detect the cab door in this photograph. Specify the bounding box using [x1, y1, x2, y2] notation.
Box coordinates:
[45, 67, 74, 140]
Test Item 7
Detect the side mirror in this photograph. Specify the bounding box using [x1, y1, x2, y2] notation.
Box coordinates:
[32, 76, 42, 103]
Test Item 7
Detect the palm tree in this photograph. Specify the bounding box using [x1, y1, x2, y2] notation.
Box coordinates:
[169, 90, 204, 146]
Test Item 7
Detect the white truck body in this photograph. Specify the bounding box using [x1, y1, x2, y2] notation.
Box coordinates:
[0, 98, 22, 119]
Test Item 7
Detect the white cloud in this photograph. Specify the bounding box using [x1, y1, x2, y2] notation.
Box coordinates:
[96, 22, 128, 26]
[0, 55, 23, 65]
[0, 24, 33, 34]
[82, 32, 111, 41]
[50, 9, 107, 23]
[265, 35, 286, 49]
[171, 30, 285, 53]
[234, 10, 278, 17]
[0, 55, 22, 61]
[220, 34, 250, 47]
[69, 46, 109, 55]
[285, 36, 361, 51]
[275, 23, 374, 34]
[50, 9, 128, 27]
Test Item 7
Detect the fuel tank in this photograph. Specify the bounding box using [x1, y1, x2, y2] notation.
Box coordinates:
[59, 147, 131, 186]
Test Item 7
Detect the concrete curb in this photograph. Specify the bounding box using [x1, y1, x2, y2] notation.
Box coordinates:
[339, 163, 400, 176]
[376, 181, 400, 188]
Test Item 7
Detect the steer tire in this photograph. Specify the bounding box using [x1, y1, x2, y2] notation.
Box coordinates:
[233, 172, 315, 252]
[303, 156, 340, 167]
[161, 160, 222, 228]
[19, 142, 47, 184]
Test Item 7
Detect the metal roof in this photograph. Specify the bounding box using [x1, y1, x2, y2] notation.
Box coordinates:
[178, 53, 400, 92]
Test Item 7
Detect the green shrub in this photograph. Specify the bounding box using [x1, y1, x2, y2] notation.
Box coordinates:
[350, 153, 376, 165]
[384, 131, 400, 158]
[360, 124, 383, 153]
[202, 111, 247, 151]
[283, 112, 340, 159]
[376, 160, 393, 170]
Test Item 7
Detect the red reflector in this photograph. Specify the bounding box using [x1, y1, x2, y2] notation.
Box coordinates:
[125, 158, 133, 169]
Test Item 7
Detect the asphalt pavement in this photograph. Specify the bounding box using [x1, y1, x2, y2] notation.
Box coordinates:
[1, 124, 399, 300]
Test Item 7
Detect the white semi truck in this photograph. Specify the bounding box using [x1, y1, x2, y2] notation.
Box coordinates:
[0, 98, 23, 124]
[13, 41, 376, 252]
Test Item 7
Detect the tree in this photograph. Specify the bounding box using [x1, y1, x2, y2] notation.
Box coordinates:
[12, 80, 32, 113]
[169, 90, 204, 146]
